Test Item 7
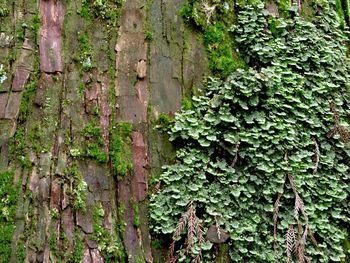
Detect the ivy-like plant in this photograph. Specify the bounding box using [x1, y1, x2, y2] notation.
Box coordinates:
[151, 2, 350, 262]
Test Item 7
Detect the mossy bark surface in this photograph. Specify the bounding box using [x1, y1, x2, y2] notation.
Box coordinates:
[0, 0, 206, 262]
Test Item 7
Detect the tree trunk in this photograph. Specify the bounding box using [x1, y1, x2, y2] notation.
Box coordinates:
[0, 0, 207, 262]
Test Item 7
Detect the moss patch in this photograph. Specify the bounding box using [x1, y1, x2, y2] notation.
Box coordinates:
[110, 122, 133, 178]
[0, 170, 20, 262]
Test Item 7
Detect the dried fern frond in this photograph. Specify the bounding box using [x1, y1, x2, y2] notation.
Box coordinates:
[168, 201, 204, 263]
[312, 138, 320, 175]
[231, 142, 240, 167]
[200, 1, 217, 24]
[273, 192, 283, 254]
[215, 216, 221, 240]
[329, 100, 350, 143]
[307, 225, 317, 246]
[192, 251, 202, 263]
[286, 225, 296, 263]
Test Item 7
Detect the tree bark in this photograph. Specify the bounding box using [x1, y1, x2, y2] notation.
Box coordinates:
[0, 0, 207, 262]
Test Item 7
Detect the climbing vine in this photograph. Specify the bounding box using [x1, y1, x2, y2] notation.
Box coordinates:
[151, 1, 350, 262]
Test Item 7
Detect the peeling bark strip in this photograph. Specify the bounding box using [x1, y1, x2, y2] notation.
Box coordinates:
[115, 0, 152, 262]
[131, 131, 148, 202]
[39, 0, 64, 73]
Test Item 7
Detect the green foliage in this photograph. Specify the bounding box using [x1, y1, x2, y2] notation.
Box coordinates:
[110, 122, 133, 178]
[151, 3, 350, 262]
[0, 170, 20, 262]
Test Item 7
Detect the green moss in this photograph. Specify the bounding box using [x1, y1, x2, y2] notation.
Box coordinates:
[92, 203, 126, 262]
[181, 97, 193, 110]
[204, 22, 246, 78]
[18, 78, 37, 123]
[70, 227, 84, 263]
[30, 13, 40, 34]
[277, 0, 292, 14]
[79, 0, 91, 20]
[144, 30, 153, 41]
[77, 33, 93, 71]
[15, 240, 26, 263]
[110, 122, 133, 178]
[135, 256, 146, 263]
[9, 127, 31, 169]
[49, 231, 57, 256]
[0, 7, 9, 18]
[79, 82, 85, 94]
[83, 121, 108, 163]
[65, 162, 87, 211]
[0, 170, 20, 262]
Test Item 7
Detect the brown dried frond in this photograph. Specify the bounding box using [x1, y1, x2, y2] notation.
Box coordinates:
[173, 210, 189, 241]
[307, 225, 317, 246]
[201, 1, 217, 24]
[231, 142, 240, 167]
[186, 204, 196, 252]
[192, 251, 202, 263]
[329, 100, 350, 143]
[194, 219, 204, 245]
[167, 241, 178, 263]
[169, 201, 204, 263]
[152, 181, 161, 194]
[273, 192, 283, 254]
[215, 216, 221, 240]
[286, 225, 296, 263]
[295, 226, 308, 263]
[312, 138, 320, 175]
[287, 174, 308, 222]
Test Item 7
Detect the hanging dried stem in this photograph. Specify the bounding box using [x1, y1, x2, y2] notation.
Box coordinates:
[328, 100, 350, 143]
[215, 216, 221, 240]
[312, 138, 320, 175]
[201, 1, 217, 24]
[286, 225, 296, 263]
[231, 142, 240, 167]
[275, 153, 317, 263]
[168, 201, 204, 263]
[273, 192, 283, 255]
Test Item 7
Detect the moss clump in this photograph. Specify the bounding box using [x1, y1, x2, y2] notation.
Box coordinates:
[110, 122, 133, 178]
[0, 170, 20, 262]
[204, 22, 246, 78]
[9, 127, 31, 169]
[82, 121, 108, 163]
[77, 33, 93, 71]
[92, 203, 126, 262]
[69, 227, 84, 263]
[30, 13, 40, 34]
[277, 0, 292, 14]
